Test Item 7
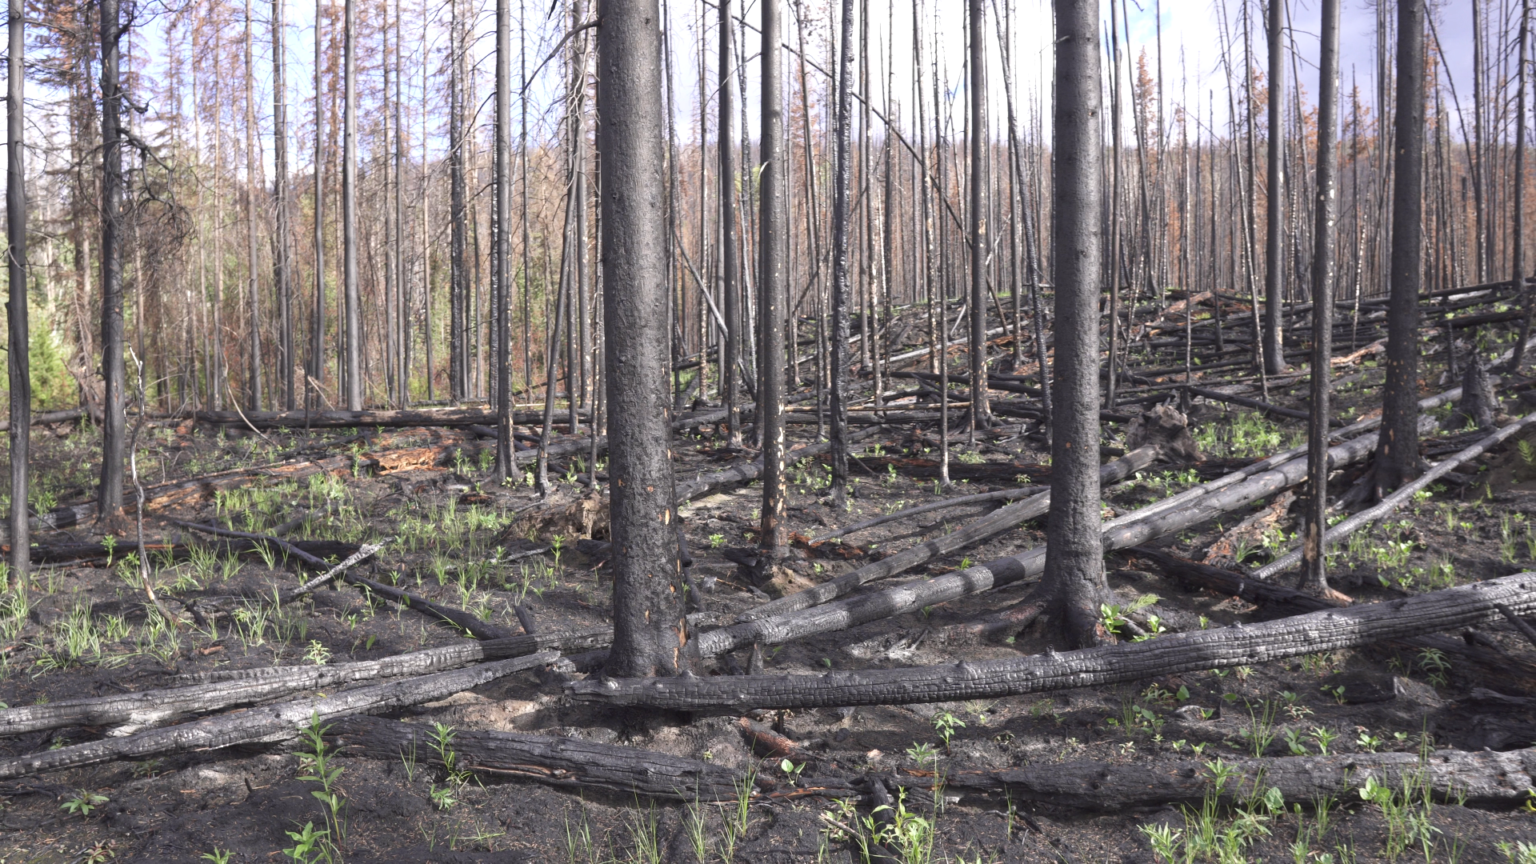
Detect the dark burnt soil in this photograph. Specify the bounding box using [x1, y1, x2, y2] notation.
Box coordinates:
[2, 365, 1536, 862]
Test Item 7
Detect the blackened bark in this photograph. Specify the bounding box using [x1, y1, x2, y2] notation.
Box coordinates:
[571, 573, 1536, 712]
[828, 0, 853, 507]
[597, 0, 686, 679]
[342, 0, 361, 410]
[98, 0, 125, 517]
[310, 0, 324, 404]
[968, 0, 989, 431]
[1299, 0, 1341, 595]
[720, 0, 740, 446]
[1262, 0, 1284, 375]
[1042, 0, 1107, 647]
[493, 0, 513, 481]
[7, 0, 25, 586]
[758, 0, 787, 559]
[1375, 0, 1426, 495]
[0, 653, 557, 780]
[244, 0, 264, 410]
[449, 0, 467, 403]
[1513, 0, 1534, 372]
[273, 0, 293, 410]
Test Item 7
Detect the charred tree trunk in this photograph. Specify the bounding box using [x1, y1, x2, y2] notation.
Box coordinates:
[968, 0, 990, 431]
[342, 0, 361, 410]
[758, 0, 788, 561]
[1262, 0, 1285, 375]
[828, 0, 854, 507]
[493, 0, 513, 481]
[98, 0, 125, 517]
[597, 0, 687, 679]
[272, 0, 293, 410]
[7, 0, 25, 587]
[310, 0, 324, 406]
[1039, 0, 1108, 648]
[1514, 0, 1534, 372]
[1300, 0, 1341, 595]
[720, 0, 741, 447]
[1375, 0, 1427, 495]
[244, 0, 264, 411]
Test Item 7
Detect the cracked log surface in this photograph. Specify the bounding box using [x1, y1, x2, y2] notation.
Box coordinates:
[0, 629, 607, 736]
[573, 573, 1536, 712]
[0, 651, 558, 779]
[931, 746, 1536, 810]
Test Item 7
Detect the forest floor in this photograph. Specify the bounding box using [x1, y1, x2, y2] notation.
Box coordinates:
[2, 346, 1536, 862]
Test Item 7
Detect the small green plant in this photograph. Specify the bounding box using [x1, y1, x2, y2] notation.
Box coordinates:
[61, 789, 109, 818]
[297, 713, 346, 856]
[1239, 699, 1281, 757]
[779, 757, 806, 785]
[1417, 648, 1451, 687]
[1100, 593, 1160, 638]
[709, 533, 725, 548]
[1309, 725, 1340, 756]
[933, 710, 966, 750]
[1500, 841, 1536, 864]
[200, 850, 232, 864]
[304, 640, 332, 666]
[283, 821, 331, 864]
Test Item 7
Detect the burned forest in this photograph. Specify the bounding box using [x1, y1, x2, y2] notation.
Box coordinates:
[3, 0, 1536, 860]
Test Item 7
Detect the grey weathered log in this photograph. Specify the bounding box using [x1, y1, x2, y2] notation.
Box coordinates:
[174, 627, 611, 685]
[0, 651, 558, 779]
[282, 541, 386, 602]
[737, 444, 1160, 622]
[571, 573, 1536, 712]
[0, 631, 564, 736]
[1498, 603, 1536, 650]
[930, 746, 1536, 811]
[1253, 411, 1536, 579]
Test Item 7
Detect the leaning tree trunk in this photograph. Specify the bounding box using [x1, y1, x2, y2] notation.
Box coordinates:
[98, 0, 125, 517]
[1040, 0, 1107, 648]
[7, 0, 25, 588]
[1300, 0, 1342, 595]
[1374, 0, 1427, 496]
[597, 0, 686, 679]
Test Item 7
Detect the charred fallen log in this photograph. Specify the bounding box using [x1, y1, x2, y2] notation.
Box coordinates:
[572, 573, 1536, 712]
[0, 651, 558, 779]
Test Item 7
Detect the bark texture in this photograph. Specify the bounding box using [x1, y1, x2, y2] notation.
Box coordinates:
[597, 0, 686, 678]
[572, 573, 1536, 712]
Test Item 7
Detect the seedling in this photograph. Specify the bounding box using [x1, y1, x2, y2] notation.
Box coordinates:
[61, 789, 108, 818]
[933, 710, 966, 750]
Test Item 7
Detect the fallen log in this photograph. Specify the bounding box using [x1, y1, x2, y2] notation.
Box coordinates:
[571, 573, 1536, 712]
[0, 407, 85, 432]
[0, 651, 558, 779]
[0, 629, 564, 737]
[699, 416, 1422, 659]
[675, 427, 882, 504]
[929, 746, 1536, 811]
[1185, 385, 1337, 425]
[174, 626, 611, 685]
[737, 445, 1160, 623]
[327, 715, 852, 803]
[1128, 546, 1536, 692]
[824, 454, 1054, 483]
[810, 486, 1046, 544]
[346, 573, 515, 641]
[1251, 411, 1536, 579]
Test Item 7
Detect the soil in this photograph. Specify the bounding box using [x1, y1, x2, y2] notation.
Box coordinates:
[2, 363, 1536, 863]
